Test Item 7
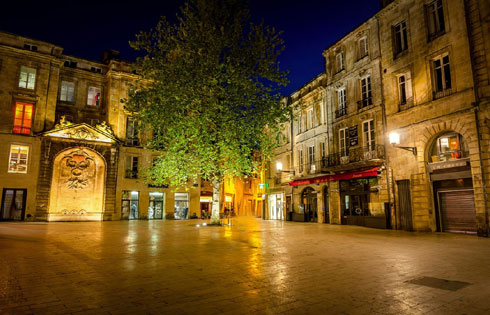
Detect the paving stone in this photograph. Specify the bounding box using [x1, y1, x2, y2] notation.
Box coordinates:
[0, 217, 489, 314]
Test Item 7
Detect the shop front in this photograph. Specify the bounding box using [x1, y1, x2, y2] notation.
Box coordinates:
[174, 192, 189, 219]
[267, 193, 284, 220]
[148, 192, 165, 220]
[428, 132, 477, 234]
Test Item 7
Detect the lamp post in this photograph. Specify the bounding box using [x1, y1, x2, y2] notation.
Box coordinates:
[389, 132, 417, 155]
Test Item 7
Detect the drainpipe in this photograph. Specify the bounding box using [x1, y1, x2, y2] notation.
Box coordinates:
[375, 16, 395, 229]
[463, 0, 489, 236]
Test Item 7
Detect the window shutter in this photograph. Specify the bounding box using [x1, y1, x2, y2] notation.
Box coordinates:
[405, 71, 413, 99]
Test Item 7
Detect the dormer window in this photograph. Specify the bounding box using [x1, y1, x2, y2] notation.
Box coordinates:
[23, 43, 38, 51]
[64, 60, 77, 68]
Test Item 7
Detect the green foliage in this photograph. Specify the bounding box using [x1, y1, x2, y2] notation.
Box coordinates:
[124, 0, 290, 188]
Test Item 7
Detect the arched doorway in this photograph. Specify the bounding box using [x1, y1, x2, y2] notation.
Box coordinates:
[323, 186, 329, 224]
[48, 147, 106, 221]
[301, 187, 317, 222]
[427, 132, 476, 234]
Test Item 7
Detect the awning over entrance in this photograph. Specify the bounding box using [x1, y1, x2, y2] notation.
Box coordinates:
[289, 167, 380, 187]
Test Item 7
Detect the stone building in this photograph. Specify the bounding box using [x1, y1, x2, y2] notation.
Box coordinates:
[266, 0, 489, 236]
[0, 31, 258, 222]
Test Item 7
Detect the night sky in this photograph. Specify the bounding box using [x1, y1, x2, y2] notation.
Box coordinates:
[0, 0, 379, 95]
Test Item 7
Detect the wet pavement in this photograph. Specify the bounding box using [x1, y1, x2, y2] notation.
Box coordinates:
[0, 217, 489, 314]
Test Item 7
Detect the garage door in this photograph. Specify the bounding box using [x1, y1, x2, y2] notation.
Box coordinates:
[439, 190, 476, 234]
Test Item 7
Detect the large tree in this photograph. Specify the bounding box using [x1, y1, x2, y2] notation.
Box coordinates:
[124, 0, 290, 224]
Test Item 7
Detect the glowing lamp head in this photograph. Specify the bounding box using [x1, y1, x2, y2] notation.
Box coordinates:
[389, 132, 400, 145]
[276, 161, 283, 171]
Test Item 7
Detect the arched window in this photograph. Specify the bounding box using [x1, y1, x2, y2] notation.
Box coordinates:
[430, 132, 469, 163]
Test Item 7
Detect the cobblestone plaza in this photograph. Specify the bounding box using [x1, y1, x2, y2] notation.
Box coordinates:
[1, 217, 489, 314]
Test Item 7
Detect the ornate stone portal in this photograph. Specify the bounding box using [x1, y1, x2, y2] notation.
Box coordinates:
[48, 147, 106, 221]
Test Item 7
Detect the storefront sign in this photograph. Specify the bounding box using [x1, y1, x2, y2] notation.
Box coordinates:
[428, 159, 468, 172]
[289, 167, 380, 186]
[349, 126, 358, 146]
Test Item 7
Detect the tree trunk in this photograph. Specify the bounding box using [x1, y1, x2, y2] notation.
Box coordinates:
[210, 178, 221, 225]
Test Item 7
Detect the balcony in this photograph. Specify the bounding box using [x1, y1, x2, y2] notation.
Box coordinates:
[320, 145, 385, 169]
[335, 107, 347, 119]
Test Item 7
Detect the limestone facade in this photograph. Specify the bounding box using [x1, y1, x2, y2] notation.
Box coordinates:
[267, 0, 490, 236]
[0, 31, 259, 222]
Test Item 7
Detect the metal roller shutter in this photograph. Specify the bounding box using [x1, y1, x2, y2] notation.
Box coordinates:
[439, 190, 476, 234]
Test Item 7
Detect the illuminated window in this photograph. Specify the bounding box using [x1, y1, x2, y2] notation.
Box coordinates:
[431, 133, 468, 162]
[87, 87, 101, 106]
[18, 66, 36, 90]
[426, 0, 445, 40]
[393, 21, 408, 57]
[13, 102, 33, 134]
[338, 88, 346, 109]
[8, 145, 29, 173]
[60, 81, 75, 102]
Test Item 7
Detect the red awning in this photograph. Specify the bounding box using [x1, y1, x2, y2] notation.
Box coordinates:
[289, 167, 380, 187]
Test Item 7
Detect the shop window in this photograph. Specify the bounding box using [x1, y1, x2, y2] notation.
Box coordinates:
[393, 20, 408, 57]
[430, 133, 468, 163]
[126, 117, 139, 146]
[339, 128, 349, 157]
[87, 87, 101, 106]
[60, 81, 75, 102]
[432, 54, 451, 99]
[8, 145, 29, 173]
[359, 76, 372, 108]
[125, 156, 138, 179]
[121, 191, 139, 220]
[359, 36, 368, 59]
[149, 192, 165, 220]
[1, 189, 26, 221]
[18, 66, 36, 90]
[426, 0, 445, 40]
[13, 102, 33, 134]
[174, 192, 189, 219]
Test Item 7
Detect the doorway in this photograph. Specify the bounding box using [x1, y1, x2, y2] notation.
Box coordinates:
[122, 191, 139, 220]
[149, 192, 164, 220]
[1, 189, 26, 221]
[397, 180, 413, 231]
[323, 186, 329, 223]
[301, 187, 317, 222]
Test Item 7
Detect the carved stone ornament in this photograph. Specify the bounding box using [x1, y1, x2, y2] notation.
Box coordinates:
[64, 149, 95, 190]
[62, 209, 88, 216]
[54, 115, 73, 129]
[95, 121, 115, 136]
[65, 127, 100, 141]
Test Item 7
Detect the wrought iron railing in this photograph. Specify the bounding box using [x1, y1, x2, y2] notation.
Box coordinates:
[335, 107, 347, 119]
[357, 96, 373, 109]
[293, 145, 385, 175]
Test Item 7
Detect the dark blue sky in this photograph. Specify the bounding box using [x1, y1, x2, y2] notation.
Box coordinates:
[0, 0, 379, 95]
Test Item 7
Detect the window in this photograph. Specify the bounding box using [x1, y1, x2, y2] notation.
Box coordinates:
[87, 87, 101, 106]
[125, 156, 138, 179]
[13, 102, 33, 134]
[394, 21, 408, 56]
[363, 120, 375, 151]
[359, 36, 369, 59]
[23, 43, 38, 51]
[298, 113, 303, 133]
[18, 66, 36, 90]
[126, 117, 139, 146]
[320, 142, 327, 167]
[336, 52, 344, 72]
[427, 0, 445, 40]
[338, 88, 346, 109]
[64, 60, 77, 68]
[430, 133, 468, 162]
[307, 108, 313, 130]
[90, 67, 102, 73]
[285, 124, 290, 143]
[298, 149, 304, 173]
[360, 76, 372, 108]
[433, 55, 451, 98]
[339, 128, 349, 157]
[397, 72, 413, 109]
[60, 81, 75, 102]
[308, 145, 315, 165]
[8, 145, 29, 173]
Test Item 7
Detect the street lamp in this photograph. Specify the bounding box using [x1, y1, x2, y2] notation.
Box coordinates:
[389, 131, 417, 155]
